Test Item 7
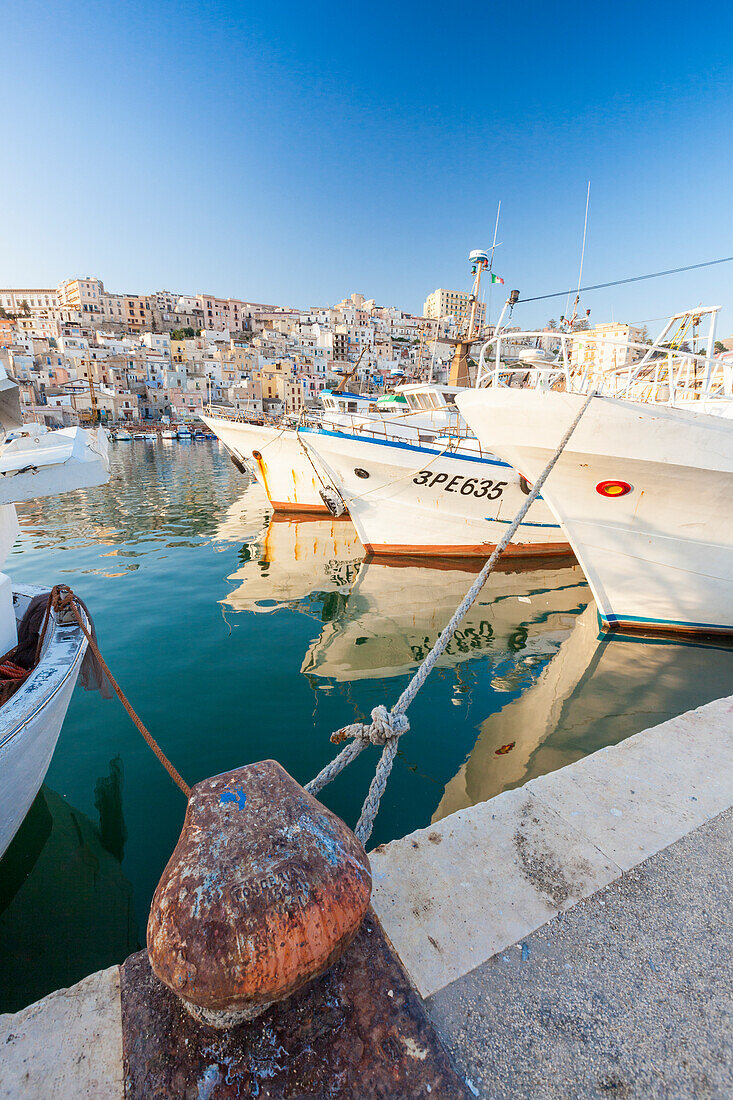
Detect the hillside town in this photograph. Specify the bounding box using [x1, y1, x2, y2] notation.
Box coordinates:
[1, 275, 731, 429]
[0, 277, 465, 427]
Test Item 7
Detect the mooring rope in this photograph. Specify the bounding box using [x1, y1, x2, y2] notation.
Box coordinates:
[307, 390, 596, 844]
[28, 391, 593, 836]
[44, 585, 192, 798]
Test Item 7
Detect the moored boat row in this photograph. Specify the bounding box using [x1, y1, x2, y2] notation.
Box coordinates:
[112, 425, 216, 442]
[204, 303, 733, 639]
[203, 383, 572, 559]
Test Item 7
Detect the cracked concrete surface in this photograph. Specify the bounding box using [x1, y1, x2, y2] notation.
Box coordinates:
[0, 966, 123, 1099]
[426, 808, 733, 1099]
[370, 695, 733, 999]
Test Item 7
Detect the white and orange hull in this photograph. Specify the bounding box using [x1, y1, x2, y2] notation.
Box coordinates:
[202, 416, 335, 514]
[301, 429, 570, 559]
[457, 389, 733, 637]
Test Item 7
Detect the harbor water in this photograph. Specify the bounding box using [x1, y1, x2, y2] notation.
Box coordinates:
[2, 438, 732, 1012]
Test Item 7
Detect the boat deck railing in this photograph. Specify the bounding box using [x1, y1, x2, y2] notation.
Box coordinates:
[476, 324, 733, 412]
[204, 402, 478, 449]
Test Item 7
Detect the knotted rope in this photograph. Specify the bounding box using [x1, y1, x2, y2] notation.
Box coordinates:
[307, 390, 595, 844]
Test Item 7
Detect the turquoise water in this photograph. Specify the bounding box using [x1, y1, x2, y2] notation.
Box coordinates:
[2, 439, 732, 1012]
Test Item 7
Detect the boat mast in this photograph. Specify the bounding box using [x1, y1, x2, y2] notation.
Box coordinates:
[568, 181, 591, 330]
[449, 247, 491, 386]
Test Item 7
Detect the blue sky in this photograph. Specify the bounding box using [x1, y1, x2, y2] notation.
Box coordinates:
[3, 0, 733, 334]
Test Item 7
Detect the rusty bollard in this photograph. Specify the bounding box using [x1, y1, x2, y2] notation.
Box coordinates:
[147, 760, 372, 1028]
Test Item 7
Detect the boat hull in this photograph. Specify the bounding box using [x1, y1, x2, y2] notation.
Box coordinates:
[0, 428, 109, 507]
[302, 429, 570, 558]
[457, 389, 733, 636]
[0, 587, 88, 858]
[202, 416, 334, 514]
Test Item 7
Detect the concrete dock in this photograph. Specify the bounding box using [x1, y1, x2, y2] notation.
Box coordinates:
[2, 696, 731, 1098]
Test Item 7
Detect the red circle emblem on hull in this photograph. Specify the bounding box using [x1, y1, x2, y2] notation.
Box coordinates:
[596, 480, 632, 497]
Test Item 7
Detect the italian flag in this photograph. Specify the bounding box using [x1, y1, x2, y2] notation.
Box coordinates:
[491, 274, 504, 284]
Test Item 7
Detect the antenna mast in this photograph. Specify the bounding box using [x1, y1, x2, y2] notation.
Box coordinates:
[486, 200, 502, 327]
[568, 181, 591, 329]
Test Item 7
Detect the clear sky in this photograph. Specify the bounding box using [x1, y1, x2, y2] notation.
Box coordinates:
[4, 0, 733, 335]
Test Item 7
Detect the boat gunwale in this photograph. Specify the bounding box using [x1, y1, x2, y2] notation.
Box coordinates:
[0, 584, 88, 754]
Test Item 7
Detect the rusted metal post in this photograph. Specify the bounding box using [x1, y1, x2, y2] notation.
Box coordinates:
[147, 760, 372, 1028]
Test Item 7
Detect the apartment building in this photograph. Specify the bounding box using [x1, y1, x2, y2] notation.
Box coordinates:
[196, 294, 255, 333]
[332, 331, 349, 363]
[58, 276, 105, 317]
[0, 287, 57, 314]
[570, 322, 646, 376]
[423, 288, 486, 329]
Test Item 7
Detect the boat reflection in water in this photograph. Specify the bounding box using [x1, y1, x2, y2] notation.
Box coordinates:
[211, 480, 273, 547]
[436, 608, 733, 820]
[217, 509, 733, 829]
[221, 510, 363, 615]
[0, 759, 139, 1013]
[303, 554, 588, 681]
[436, 603, 599, 817]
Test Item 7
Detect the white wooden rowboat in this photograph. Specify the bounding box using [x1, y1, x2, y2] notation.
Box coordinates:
[0, 585, 89, 858]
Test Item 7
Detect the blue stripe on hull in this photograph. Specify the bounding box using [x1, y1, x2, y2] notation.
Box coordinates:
[488, 516, 561, 529]
[304, 427, 513, 468]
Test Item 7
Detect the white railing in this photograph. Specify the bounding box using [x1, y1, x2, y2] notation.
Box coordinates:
[475, 328, 733, 410]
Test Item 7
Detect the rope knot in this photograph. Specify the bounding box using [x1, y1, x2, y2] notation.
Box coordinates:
[330, 704, 410, 746]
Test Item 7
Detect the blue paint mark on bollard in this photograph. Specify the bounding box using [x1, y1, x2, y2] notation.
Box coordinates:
[220, 788, 246, 810]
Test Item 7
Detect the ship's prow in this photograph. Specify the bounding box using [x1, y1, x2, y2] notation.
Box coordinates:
[456, 387, 733, 638]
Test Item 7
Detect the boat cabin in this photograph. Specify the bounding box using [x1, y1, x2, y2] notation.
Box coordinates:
[320, 391, 375, 415]
[395, 384, 461, 412]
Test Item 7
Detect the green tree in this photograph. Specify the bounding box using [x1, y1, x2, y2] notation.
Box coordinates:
[715, 341, 727, 354]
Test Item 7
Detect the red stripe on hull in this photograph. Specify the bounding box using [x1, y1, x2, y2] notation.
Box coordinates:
[604, 620, 733, 642]
[363, 540, 573, 559]
[270, 500, 350, 516]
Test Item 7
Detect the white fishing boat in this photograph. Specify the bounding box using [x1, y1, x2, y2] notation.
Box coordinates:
[457, 307, 733, 637]
[0, 377, 110, 857]
[201, 385, 466, 515]
[161, 429, 177, 440]
[176, 425, 192, 440]
[115, 428, 132, 441]
[203, 417, 334, 513]
[301, 426, 570, 558]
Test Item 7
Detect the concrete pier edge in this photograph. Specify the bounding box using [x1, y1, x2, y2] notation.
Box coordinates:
[1, 695, 731, 1098]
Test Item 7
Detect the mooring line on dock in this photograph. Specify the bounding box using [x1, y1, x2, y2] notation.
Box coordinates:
[44, 585, 192, 798]
[307, 390, 596, 844]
